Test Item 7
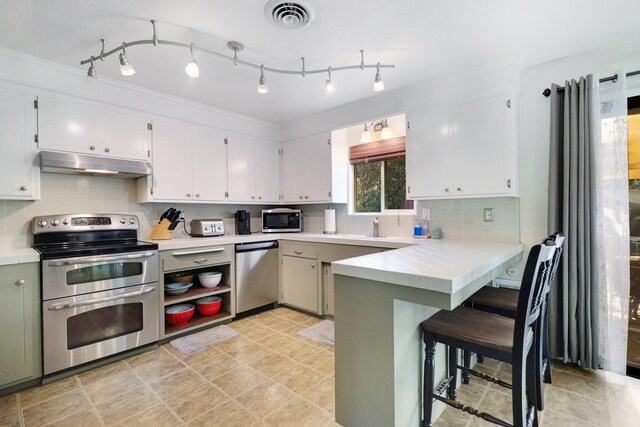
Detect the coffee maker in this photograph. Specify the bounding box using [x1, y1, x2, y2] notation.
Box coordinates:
[235, 210, 251, 235]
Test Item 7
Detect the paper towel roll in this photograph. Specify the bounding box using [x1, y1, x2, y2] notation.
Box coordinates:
[324, 209, 336, 234]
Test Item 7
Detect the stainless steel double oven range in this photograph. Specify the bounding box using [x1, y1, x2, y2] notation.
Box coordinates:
[33, 213, 159, 376]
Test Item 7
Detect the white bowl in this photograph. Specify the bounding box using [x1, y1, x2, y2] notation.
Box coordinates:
[198, 272, 222, 288]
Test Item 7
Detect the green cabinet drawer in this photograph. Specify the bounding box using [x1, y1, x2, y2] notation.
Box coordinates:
[161, 244, 233, 272]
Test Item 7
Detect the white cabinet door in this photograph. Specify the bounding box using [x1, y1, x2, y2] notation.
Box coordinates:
[453, 96, 513, 196]
[0, 87, 39, 199]
[406, 108, 454, 198]
[38, 95, 101, 155]
[281, 142, 305, 203]
[282, 256, 318, 313]
[150, 118, 192, 201]
[255, 141, 280, 203]
[227, 134, 256, 202]
[102, 109, 151, 161]
[303, 136, 332, 202]
[191, 125, 228, 202]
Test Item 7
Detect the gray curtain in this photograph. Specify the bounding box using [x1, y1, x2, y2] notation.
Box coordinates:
[547, 76, 600, 369]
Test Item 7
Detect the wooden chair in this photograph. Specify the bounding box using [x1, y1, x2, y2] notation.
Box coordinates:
[420, 242, 556, 427]
[464, 233, 564, 410]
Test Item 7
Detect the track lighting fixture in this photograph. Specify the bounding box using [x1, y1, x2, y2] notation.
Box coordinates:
[373, 63, 385, 92]
[87, 56, 97, 78]
[118, 42, 136, 76]
[80, 20, 394, 94]
[325, 67, 336, 94]
[257, 65, 269, 94]
[185, 43, 200, 78]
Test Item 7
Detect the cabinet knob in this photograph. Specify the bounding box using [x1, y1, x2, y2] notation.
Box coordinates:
[20, 186, 27, 191]
[457, 187, 462, 192]
[186, 193, 191, 197]
[305, 195, 309, 199]
[104, 147, 110, 153]
[444, 188, 450, 192]
[311, 264, 315, 269]
[251, 196, 255, 200]
[258, 196, 262, 200]
[90, 145, 96, 151]
[195, 193, 200, 198]
[299, 196, 303, 200]
[507, 179, 512, 188]
[14, 279, 25, 286]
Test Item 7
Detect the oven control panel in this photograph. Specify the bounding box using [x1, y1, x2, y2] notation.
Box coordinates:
[32, 213, 139, 233]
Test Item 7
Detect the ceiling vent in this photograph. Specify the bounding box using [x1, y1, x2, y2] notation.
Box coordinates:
[265, 0, 314, 29]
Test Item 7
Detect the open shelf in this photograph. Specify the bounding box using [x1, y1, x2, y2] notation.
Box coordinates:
[164, 309, 232, 335]
[164, 284, 231, 305]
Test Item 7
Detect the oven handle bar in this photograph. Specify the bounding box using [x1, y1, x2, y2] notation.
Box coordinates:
[171, 247, 225, 256]
[47, 286, 156, 310]
[46, 251, 157, 267]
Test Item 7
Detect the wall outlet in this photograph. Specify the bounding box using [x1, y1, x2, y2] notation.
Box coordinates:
[483, 208, 494, 222]
[422, 208, 430, 220]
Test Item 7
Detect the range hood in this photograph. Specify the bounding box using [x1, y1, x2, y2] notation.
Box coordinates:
[40, 150, 152, 178]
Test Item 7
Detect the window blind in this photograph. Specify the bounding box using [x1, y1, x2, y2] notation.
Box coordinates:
[349, 137, 406, 165]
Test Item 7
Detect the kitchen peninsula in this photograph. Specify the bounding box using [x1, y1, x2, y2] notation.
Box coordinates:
[331, 240, 523, 427]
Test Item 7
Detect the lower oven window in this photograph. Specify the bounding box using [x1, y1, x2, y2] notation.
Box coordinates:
[67, 303, 143, 349]
[66, 262, 143, 285]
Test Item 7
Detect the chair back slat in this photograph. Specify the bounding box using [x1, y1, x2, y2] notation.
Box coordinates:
[512, 243, 556, 354]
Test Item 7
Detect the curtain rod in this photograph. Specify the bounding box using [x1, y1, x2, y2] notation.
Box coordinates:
[542, 69, 640, 97]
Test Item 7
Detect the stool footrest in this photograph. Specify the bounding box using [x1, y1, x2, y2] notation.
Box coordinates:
[457, 365, 513, 390]
[432, 394, 513, 427]
[434, 376, 454, 397]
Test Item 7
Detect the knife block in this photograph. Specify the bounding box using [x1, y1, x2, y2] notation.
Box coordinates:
[149, 219, 173, 240]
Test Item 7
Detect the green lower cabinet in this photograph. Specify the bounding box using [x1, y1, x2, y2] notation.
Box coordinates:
[0, 262, 41, 389]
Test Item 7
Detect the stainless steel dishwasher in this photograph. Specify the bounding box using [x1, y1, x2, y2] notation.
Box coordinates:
[235, 240, 279, 313]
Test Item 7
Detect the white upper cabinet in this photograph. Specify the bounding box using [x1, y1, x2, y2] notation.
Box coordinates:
[139, 118, 228, 203]
[282, 135, 332, 203]
[0, 86, 40, 200]
[191, 124, 228, 202]
[38, 95, 151, 161]
[406, 92, 517, 199]
[227, 133, 280, 203]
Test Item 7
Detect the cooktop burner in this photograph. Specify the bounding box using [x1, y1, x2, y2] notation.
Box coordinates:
[32, 213, 158, 259]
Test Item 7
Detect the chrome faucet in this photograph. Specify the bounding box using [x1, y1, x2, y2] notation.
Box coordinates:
[373, 217, 379, 238]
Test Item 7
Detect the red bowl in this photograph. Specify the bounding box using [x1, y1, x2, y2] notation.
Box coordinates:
[195, 296, 222, 317]
[165, 304, 195, 326]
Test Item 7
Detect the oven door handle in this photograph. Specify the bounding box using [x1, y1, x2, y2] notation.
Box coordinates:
[47, 286, 156, 310]
[46, 251, 157, 267]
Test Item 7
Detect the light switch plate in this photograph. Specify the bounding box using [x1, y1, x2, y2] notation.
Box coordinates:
[483, 208, 494, 222]
[422, 208, 430, 220]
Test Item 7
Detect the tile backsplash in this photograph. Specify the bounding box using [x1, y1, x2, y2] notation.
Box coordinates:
[0, 174, 519, 250]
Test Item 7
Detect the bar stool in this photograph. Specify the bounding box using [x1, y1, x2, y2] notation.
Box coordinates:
[464, 233, 564, 410]
[420, 242, 556, 427]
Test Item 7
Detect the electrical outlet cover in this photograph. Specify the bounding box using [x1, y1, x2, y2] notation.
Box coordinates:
[422, 208, 430, 220]
[483, 208, 494, 222]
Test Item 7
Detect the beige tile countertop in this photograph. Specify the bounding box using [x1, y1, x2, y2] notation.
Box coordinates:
[331, 239, 524, 294]
[154, 232, 415, 251]
[0, 248, 41, 266]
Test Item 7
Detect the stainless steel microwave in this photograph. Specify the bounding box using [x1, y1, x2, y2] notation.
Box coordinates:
[262, 209, 303, 233]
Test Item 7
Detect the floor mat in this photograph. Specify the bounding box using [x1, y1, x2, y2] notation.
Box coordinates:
[170, 324, 239, 355]
[298, 319, 334, 348]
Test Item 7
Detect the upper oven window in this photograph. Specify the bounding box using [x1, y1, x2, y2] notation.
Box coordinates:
[66, 262, 143, 285]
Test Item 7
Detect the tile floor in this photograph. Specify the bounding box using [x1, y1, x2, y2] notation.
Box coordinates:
[1, 307, 639, 426]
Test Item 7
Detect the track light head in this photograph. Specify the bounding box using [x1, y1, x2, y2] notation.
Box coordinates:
[185, 43, 200, 78]
[373, 63, 384, 92]
[325, 67, 336, 94]
[257, 65, 269, 94]
[119, 43, 136, 76]
[87, 56, 97, 78]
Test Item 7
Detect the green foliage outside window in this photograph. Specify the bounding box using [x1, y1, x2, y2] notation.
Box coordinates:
[354, 157, 411, 213]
